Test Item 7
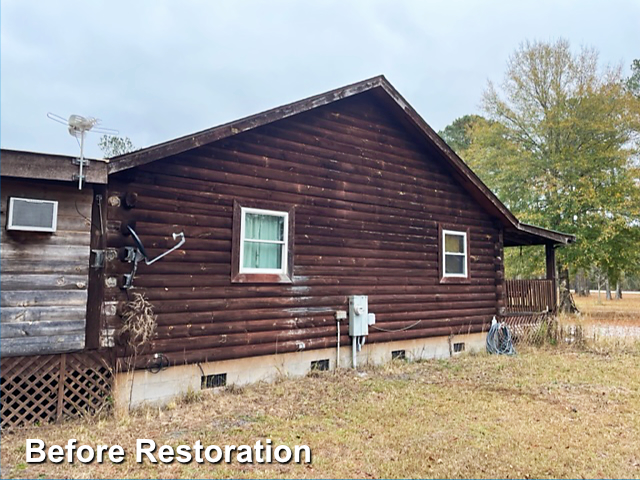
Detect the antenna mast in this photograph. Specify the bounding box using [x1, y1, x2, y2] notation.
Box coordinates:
[47, 112, 119, 189]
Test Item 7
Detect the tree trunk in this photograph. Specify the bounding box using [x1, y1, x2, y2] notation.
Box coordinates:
[616, 281, 623, 300]
[558, 267, 579, 314]
[575, 268, 590, 296]
[605, 278, 612, 300]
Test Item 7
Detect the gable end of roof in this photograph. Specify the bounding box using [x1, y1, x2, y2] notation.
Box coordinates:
[107, 76, 575, 246]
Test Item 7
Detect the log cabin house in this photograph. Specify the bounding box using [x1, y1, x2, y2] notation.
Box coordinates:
[1, 76, 575, 421]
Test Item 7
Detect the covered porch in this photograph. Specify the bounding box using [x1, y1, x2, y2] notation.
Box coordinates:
[500, 223, 575, 325]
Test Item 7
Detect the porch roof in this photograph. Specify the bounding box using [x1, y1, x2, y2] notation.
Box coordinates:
[504, 222, 575, 247]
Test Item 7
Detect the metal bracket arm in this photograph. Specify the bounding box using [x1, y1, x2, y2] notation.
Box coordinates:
[144, 232, 185, 265]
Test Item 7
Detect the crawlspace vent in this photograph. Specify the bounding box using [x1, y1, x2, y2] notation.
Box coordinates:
[310, 359, 330, 371]
[391, 350, 406, 360]
[201, 373, 227, 389]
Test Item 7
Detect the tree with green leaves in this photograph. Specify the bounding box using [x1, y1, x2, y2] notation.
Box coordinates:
[627, 59, 640, 98]
[438, 114, 487, 154]
[98, 135, 136, 158]
[453, 40, 640, 294]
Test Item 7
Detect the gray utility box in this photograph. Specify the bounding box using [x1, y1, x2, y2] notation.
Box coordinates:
[349, 295, 369, 336]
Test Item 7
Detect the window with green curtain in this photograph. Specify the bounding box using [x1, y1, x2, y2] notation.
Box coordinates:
[242, 211, 287, 271]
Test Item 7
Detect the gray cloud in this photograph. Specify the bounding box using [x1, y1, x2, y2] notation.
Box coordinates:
[2, 0, 639, 158]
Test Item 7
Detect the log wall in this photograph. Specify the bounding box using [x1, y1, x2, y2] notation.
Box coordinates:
[105, 93, 500, 368]
[1, 179, 92, 356]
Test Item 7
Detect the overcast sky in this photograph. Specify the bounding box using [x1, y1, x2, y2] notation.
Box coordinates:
[2, 0, 639, 159]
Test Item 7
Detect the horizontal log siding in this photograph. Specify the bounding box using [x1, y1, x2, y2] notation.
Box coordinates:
[0, 179, 92, 356]
[107, 94, 499, 368]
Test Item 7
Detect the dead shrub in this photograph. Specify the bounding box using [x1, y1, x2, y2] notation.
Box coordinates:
[120, 292, 157, 353]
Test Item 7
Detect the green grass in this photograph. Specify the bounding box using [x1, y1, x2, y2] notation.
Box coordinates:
[3, 346, 640, 478]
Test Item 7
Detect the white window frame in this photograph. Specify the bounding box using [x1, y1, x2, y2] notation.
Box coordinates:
[239, 207, 289, 274]
[7, 197, 59, 233]
[442, 229, 468, 278]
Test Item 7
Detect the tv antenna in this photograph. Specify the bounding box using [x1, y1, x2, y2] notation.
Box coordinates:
[47, 112, 119, 190]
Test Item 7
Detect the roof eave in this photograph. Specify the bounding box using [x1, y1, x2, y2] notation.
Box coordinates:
[107, 75, 387, 174]
[516, 222, 576, 245]
[1, 149, 108, 184]
[373, 80, 521, 229]
[105, 76, 576, 248]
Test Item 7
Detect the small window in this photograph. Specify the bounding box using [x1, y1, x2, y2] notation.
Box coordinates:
[231, 201, 294, 284]
[239, 207, 288, 274]
[442, 229, 467, 278]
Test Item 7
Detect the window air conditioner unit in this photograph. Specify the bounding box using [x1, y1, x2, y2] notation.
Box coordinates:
[7, 197, 58, 233]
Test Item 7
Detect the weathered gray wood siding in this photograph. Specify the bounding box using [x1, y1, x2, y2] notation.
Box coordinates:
[106, 92, 501, 369]
[1, 179, 92, 356]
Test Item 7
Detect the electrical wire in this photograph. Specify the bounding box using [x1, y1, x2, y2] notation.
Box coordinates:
[372, 319, 422, 333]
[75, 198, 104, 235]
[486, 321, 516, 355]
[74, 200, 91, 223]
[146, 353, 170, 373]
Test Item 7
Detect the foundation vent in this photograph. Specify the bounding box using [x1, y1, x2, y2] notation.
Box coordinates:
[310, 359, 330, 371]
[391, 350, 406, 360]
[201, 373, 227, 389]
[453, 342, 465, 353]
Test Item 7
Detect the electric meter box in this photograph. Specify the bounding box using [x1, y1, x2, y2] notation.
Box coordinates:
[349, 295, 369, 336]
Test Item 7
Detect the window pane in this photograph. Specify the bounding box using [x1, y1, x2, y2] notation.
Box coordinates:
[243, 241, 283, 269]
[245, 213, 284, 241]
[444, 233, 465, 253]
[445, 254, 465, 275]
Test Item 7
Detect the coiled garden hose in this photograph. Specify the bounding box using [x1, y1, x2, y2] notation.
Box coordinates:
[486, 319, 516, 355]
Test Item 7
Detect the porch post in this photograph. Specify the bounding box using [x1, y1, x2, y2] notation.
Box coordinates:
[545, 243, 557, 312]
[495, 228, 505, 316]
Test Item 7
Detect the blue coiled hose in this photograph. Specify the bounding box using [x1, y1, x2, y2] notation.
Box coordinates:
[486, 320, 516, 355]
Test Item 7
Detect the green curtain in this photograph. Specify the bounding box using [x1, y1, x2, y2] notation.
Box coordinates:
[243, 213, 285, 269]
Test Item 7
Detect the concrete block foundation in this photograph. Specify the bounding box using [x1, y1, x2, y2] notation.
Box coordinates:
[114, 332, 486, 410]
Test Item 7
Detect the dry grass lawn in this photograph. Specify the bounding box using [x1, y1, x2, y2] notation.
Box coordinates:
[573, 291, 640, 323]
[2, 294, 639, 479]
[3, 344, 640, 479]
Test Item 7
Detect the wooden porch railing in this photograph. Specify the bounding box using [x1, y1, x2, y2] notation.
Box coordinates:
[504, 279, 556, 314]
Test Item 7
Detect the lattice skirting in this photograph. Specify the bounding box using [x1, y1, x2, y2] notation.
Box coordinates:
[501, 312, 555, 342]
[1, 351, 113, 430]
